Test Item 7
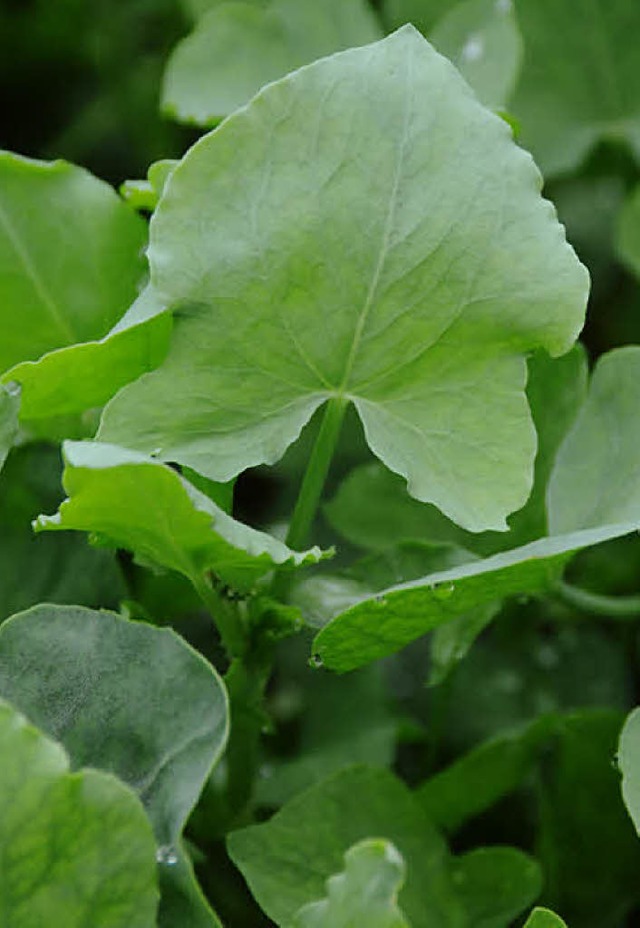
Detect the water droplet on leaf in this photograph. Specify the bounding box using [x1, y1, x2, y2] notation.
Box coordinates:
[156, 845, 178, 866]
[3, 380, 21, 398]
[432, 581, 455, 600]
[309, 654, 324, 669]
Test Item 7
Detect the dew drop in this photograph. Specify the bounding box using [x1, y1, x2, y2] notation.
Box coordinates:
[309, 654, 324, 670]
[3, 380, 21, 398]
[151, 447, 163, 457]
[156, 845, 178, 866]
[461, 34, 484, 63]
[374, 595, 388, 608]
[432, 581, 455, 601]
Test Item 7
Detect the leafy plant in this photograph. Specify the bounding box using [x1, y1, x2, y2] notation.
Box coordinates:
[2, 3, 640, 926]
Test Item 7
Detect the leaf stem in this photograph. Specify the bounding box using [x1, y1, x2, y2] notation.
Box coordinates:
[193, 574, 246, 657]
[553, 581, 640, 619]
[285, 396, 348, 552]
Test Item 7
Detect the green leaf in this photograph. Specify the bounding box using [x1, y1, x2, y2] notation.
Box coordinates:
[0, 699, 158, 928]
[100, 26, 588, 534]
[0, 443, 125, 622]
[228, 765, 465, 928]
[292, 839, 410, 928]
[524, 910, 568, 928]
[618, 706, 640, 835]
[616, 184, 640, 278]
[162, 0, 383, 124]
[0, 381, 19, 472]
[536, 711, 640, 926]
[0, 151, 146, 374]
[430, 0, 522, 110]
[382, 0, 453, 34]
[35, 440, 324, 592]
[326, 346, 588, 554]
[182, 0, 268, 22]
[428, 601, 500, 687]
[510, 0, 640, 177]
[121, 159, 179, 213]
[417, 717, 556, 831]
[312, 523, 638, 672]
[452, 847, 542, 928]
[0, 605, 228, 926]
[547, 347, 640, 534]
[3, 283, 172, 421]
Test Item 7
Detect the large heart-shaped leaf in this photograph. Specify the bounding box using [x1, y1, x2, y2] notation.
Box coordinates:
[0, 699, 158, 928]
[35, 440, 324, 593]
[311, 523, 639, 671]
[292, 839, 410, 928]
[163, 0, 383, 124]
[0, 151, 146, 374]
[228, 765, 465, 928]
[547, 347, 640, 534]
[100, 26, 587, 534]
[510, 0, 640, 177]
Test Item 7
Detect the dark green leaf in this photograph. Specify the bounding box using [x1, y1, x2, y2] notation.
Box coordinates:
[451, 846, 542, 928]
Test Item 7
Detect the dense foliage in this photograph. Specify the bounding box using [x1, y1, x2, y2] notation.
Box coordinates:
[2, 1, 640, 925]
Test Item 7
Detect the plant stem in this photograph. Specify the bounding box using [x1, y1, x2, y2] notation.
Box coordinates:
[553, 581, 640, 619]
[193, 574, 246, 657]
[285, 396, 348, 552]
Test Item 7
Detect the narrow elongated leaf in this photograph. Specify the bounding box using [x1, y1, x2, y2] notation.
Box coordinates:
[431, 0, 522, 109]
[292, 839, 409, 928]
[618, 707, 640, 835]
[0, 381, 19, 471]
[312, 523, 639, 671]
[35, 441, 323, 593]
[548, 347, 640, 534]
[511, 0, 640, 177]
[0, 700, 158, 928]
[0, 151, 146, 374]
[524, 909, 568, 928]
[452, 847, 542, 928]
[0, 605, 228, 846]
[163, 0, 383, 124]
[100, 27, 587, 534]
[228, 765, 465, 928]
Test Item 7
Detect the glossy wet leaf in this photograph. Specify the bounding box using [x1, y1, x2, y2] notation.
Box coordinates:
[548, 347, 640, 533]
[452, 846, 542, 928]
[35, 441, 324, 593]
[326, 346, 587, 554]
[511, 0, 640, 177]
[618, 706, 640, 835]
[313, 523, 638, 672]
[431, 0, 522, 110]
[0, 151, 146, 374]
[0, 699, 158, 928]
[0, 605, 229, 846]
[228, 765, 465, 928]
[292, 839, 409, 928]
[163, 0, 382, 124]
[101, 26, 587, 534]
[616, 185, 640, 278]
[0, 382, 19, 471]
[524, 909, 568, 928]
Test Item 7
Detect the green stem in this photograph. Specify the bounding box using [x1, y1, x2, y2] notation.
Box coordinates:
[553, 581, 640, 619]
[193, 575, 246, 657]
[285, 397, 348, 551]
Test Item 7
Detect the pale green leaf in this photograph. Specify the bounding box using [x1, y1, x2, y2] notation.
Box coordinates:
[326, 346, 588, 553]
[524, 910, 568, 928]
[547, 347, 640, 534]
[292, 839, 410, 928]
[0, 699, 158, 928]
[163, 0, 383, 124]
[312, 523, 639, 671]
[431, 0, 522, 110]
[616, 185, 640, 278]
[618, 706, 640, 835]
[0, 382, 19, 471]
[0, 151, 146, 374]
[228, 765, 465, 928]
[511, 0, 640, 177]
[35, 440, 324, 591]
[452, 847, 542, 928]
[101, 27, 587, 534]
